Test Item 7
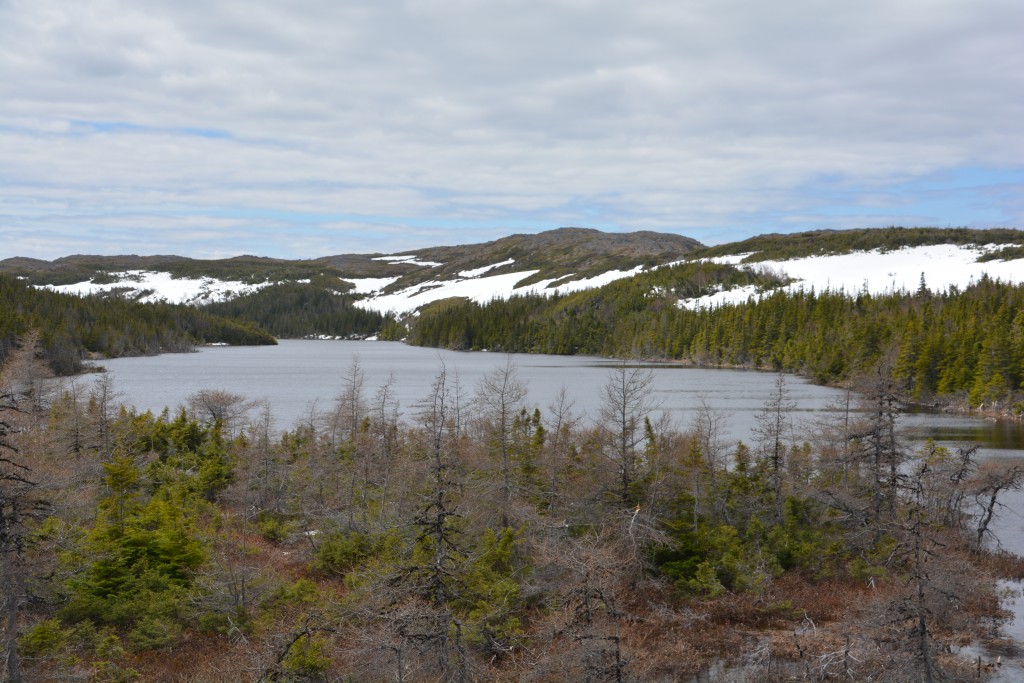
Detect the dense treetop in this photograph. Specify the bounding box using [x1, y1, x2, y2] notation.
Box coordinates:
[0, 274, 275, 375]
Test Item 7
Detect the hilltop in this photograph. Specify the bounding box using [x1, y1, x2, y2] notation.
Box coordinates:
[0, 227, 703, 312]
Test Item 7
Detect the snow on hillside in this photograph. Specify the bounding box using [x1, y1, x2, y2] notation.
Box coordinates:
[42, 244, 1020, 318]
[41, 261, 647, 315]
[357, 269, 543, 313]
[344, 276, 401, 294]
[47, 270, 272, 305]
[680, 244, 1024, 310]
[372, 255, 444, 267]
[352, 263, 645, 315]
[458, 259, 515, 277]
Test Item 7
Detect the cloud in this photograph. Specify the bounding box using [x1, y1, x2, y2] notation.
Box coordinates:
[1, 0, 1022, 258]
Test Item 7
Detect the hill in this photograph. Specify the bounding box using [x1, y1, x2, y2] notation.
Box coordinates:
[680, 227, 1024, 309]
[1, 227, 704, 319]
[0, 275, 276, 375]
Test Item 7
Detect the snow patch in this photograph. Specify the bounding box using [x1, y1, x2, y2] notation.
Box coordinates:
[355, 265, 648, 315]
[357, 270, 542, 314]
[683, 244, 1024, 309]
[541, 266, 645, 294]
[372, 255, 444, 267]
[344, 276, 401, 294]
[45, 270, 272, 305]
[703, 252, 754, 266]
[678, 285, 761, 310]
[458, 259, 515, 278]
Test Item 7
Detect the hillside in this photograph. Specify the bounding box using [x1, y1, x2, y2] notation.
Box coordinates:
[693, 226, 1024, 262]
[1, 227, 704, 318]
[7, 227, 1023, 318]
[0, 275, 276, 375]
[681, 228, 1024, 309]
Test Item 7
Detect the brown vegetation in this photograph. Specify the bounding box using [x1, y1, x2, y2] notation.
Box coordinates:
[2, 345, 1022, 682]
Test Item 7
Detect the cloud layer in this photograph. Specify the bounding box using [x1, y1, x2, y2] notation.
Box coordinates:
[2, 0, 1022, 258]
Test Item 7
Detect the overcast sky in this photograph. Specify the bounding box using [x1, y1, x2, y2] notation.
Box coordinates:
[2, 0, 1022, 260]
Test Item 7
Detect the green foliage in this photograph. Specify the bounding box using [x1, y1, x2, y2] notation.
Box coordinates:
[0, 274, 275, 374]
[93, 631, 140, 682]
[280, 634, 332, 680]
[655, 474, 847, 596]
[764, 498, 845, 577]
[18, 619, 69, 659]
[256, 512, 293, 544]
[205, 281, 393, 339]
[311, 530, 382, 576]
[125, 615, 183, 652]
[459, 528, 525, 647]
[846, 536, 899, 583]
[657, 521, 774, 596]
[143, 411, 235, 501]
[59, 412, 229, 652]
[268, 579, 323, 609]
[408, 271, 1024, 407]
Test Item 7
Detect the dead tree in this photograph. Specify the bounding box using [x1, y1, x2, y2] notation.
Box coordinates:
[0, 337, 52, 683]
[598, 363, 657, 506]
[474, 357, 528, 529]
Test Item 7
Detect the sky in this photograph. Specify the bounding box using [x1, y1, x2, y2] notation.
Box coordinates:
[2, 0, 1023, 260]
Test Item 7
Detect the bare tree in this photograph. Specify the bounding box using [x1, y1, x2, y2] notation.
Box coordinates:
[970, 460, 1024, 552]
[474, 357, 528, 528]
[0, 337, 52, 683]
[543, 384, 581, 515]
[52, 378, 88, 457]
[598, 363, 657, 506]
[689, 397, 730, 522]
[331, 356, 371, 529]
[373, 363, 472, 682]
[852, 365, 906, 533]
[370, 373, 402, 530]
[187, 389, 252, 439]
[753, 373, 796, 522]
[532, 531, 633, 682]
[88, 373, 121, 459]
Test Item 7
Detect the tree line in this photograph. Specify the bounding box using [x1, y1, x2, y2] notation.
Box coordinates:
[406, 271, 1024, 413]
[0, 275, 276, 375]
[204, 281, 398, 340]
[2, 339, 1022, 681]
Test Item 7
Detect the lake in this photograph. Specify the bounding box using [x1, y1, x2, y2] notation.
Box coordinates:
[85, 340, 1024, 451]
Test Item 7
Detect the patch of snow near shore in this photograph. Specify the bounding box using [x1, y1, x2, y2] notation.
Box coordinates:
[46, 271, 271, 305]
[682, 244, 1024, 309]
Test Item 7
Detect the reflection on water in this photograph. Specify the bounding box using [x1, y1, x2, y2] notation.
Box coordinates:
[88, 340, 1024, 458]
[88, 340, 851, 442]
[901, 411, 1024, 450]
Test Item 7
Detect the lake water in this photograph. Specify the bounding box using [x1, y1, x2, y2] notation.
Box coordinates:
[85, 340, 1024, 451]
[85, 339, 1024, 678]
